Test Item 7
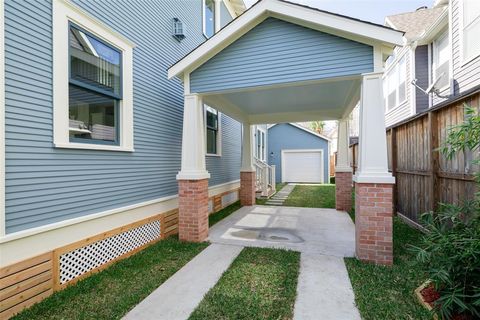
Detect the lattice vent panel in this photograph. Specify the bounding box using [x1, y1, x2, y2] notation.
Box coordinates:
[59, 220, 161, 284]
[222, 191, 238, 207]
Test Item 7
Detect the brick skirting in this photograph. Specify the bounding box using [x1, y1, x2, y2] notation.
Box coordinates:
[355, 183, 394, 265]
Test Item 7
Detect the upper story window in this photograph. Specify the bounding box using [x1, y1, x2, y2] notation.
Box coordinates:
[206, 106, 220, 155]
[69, 25, 122, 144]
[53, 0, 135, 152]
[463, 0, 480, 62]
[433, 30, 450, 90]
[384, 55, 407, 111]
[203, 0, 215, 38]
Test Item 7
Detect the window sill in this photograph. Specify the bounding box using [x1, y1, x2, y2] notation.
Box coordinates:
[55, 142, 134, 152]
[206, 153, 221, 157]
[386, 99, 408, 114]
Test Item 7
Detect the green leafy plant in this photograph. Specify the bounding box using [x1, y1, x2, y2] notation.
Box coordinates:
[411, 104, 480, 319]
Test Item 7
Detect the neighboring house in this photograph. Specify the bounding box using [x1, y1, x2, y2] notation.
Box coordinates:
[383, 0, 480, 127]
[268, 123, 330, 184]
[0, 0, 246, 316]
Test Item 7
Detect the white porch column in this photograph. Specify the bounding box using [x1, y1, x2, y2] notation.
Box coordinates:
[240, 123, 256, 206]
[336, 119, 352, 173]
[354, 73, 394, 184]
[177, 93, 210, 242]
[354, 72, 395, 266]
[176, 93, 210, 180]
[335, 119, 353, 211]
[240, 123, 255, 172]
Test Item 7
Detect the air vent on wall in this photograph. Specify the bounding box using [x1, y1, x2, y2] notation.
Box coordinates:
[172, 18, 185, 41]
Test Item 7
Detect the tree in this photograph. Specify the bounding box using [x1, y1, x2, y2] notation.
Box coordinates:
[309, 121, 325, 134]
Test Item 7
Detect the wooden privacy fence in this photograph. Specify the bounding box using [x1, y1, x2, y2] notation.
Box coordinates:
[350, 90, 479, 224]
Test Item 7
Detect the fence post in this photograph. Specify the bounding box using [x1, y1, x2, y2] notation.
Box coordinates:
[390, 128, 397, 214]
[428, 111, 439, 212]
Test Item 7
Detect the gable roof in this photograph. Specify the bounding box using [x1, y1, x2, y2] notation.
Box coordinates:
[269, 123, 331, 142]
[385, 6, 447, 42]
[168, 0, 404, 79]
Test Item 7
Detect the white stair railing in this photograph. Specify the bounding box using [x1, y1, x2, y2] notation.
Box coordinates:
[253, 157, 276, 197]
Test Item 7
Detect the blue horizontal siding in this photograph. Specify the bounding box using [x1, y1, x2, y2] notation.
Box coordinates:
[268, 124, 329, 183]
[191, 18, 373, 93]
[4, 0, 241, 233]
[206, 114, 241, 186]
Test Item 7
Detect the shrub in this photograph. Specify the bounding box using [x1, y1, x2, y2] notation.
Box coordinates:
[411, 105, 480, 319]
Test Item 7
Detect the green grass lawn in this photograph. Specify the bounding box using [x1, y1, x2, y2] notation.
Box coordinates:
[256, 182, 287, 205]
[283, 184, 335, 208]
[13, 238, 208, 320]
[209, 201, 242, 227]
[345, 218, 430, 320]
[189, 247, 300, 320]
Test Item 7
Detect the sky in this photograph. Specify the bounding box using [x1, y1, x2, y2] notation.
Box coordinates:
[243, 0, 433, 24]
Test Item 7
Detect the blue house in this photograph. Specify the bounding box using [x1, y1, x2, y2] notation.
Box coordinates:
[0, 0, 406, 316]
[268, 123, 330, 184]
[0, 0, 247, 317]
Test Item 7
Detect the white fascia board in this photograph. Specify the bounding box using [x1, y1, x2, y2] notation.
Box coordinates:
[416, 7, 448, 45]
[168, 0, 404, 80]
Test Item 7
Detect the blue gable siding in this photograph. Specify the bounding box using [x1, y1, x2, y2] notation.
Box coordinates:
[268, 124, 329, 183]
[4, 0, 241, 234]
[190, 17, 373, 93]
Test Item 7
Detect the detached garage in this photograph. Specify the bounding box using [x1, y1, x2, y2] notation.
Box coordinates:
[268, 123, 330, 184]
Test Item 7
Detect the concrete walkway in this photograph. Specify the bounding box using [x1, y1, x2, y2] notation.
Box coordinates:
[123, 244, 242, 320]
[208, 205, 360, 320]
[264, 183, 295, 206]
[125, 205, 360, 320]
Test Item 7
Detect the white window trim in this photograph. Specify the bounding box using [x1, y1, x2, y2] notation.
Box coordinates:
[202, 0, 216, 38]
[53, 0, 135, 152]
[432, 29, 450, 92]
[255, 126, 267, 161]
[460, 0, 480, 66]
[205, 106, 222, 157]
[384, 52, 407, 112]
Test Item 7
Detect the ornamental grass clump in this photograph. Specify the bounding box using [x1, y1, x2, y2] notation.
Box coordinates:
[411, 105, 480, 320]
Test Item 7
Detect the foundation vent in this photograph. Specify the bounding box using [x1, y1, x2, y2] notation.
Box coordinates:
[59, 220, 161, 284]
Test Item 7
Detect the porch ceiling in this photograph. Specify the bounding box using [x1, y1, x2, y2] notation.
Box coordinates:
[203, 76, 361, 124]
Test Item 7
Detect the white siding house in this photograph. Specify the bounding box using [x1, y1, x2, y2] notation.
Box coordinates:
[383, 0, 480, 127]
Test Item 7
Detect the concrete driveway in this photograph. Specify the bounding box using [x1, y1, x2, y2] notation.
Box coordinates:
[208, 205, 356, 257]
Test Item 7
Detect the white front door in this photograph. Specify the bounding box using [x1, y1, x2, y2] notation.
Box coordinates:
[282, 149, 323, 183]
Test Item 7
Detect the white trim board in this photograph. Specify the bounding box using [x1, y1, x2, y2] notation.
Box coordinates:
[0, 0, 5, 237]
[281, 149, 325, 183]
[0, 180, 240, 267]
[168, 0, 404, 80]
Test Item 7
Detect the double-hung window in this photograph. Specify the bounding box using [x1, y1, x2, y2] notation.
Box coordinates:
[433, 31, 450, 90]
[463, 0, 480, 63]
[255, 128, 266, 161]
[69, 25, 121, 144]
[384, 55, 407, 111]
[203, 0, 215, 38]
[53, 0, 134, 151]
[206, 106, 220, 155]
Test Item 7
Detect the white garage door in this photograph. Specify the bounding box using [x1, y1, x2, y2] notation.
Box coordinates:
[282, 149, 324, 183]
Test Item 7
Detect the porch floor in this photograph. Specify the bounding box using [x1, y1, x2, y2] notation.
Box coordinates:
[208, 205, 355, 257]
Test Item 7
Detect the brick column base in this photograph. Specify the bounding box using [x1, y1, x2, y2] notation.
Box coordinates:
[335, 171, 353, 211]
[240, 171, 256, 206]
[355, 183, 394, 265]
[178, 179, 209, 242]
